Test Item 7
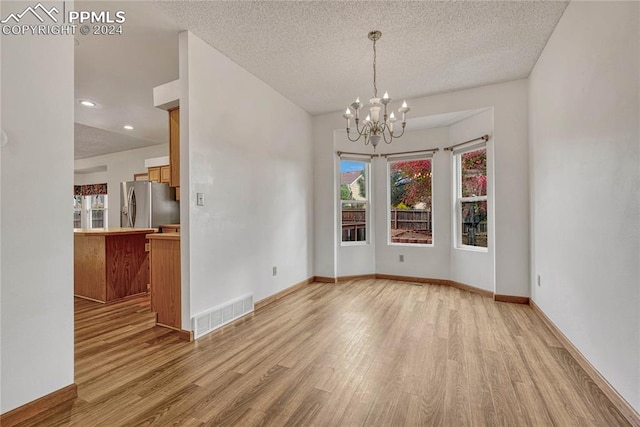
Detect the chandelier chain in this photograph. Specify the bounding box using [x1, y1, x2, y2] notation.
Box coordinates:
[372, 37, 377, 98]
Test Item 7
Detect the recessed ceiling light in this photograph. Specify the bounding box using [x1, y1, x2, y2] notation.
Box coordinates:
[79, 100, 96, 107]
[123, 125, 134, 130]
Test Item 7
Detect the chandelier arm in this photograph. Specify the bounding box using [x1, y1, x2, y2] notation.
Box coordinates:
[382, 130, 392, 145]
[347, 123, 370, 142]
[382, 127, 393, 144]
[356, 121, 371, 136]
[391, 123, 407, 139]
[346, 131, 363, 143]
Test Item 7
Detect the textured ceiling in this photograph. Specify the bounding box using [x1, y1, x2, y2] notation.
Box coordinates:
[154, 0, 568, 115]
[75, 1, 568, 158]
[74, 1, 180, 158]
[74, 123, 162, 159]
[408, 108, 490, 131]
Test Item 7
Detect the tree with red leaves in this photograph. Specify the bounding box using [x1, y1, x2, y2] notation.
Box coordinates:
[461, 149, 487, 197]
[390, 159, 432, 207]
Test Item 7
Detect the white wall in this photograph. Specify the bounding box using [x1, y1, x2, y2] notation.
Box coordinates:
[313, 80, 529, 296]
[182, 32, 314, 325]
[74, 144, 168, 227]
[0, 0, 4, 413]
[74, 171, 108, 186]
[449, 110, 495, 292]
[0, 1, 75, 412]
[529, 1, 639, 411]
[371, 128, 452, 280]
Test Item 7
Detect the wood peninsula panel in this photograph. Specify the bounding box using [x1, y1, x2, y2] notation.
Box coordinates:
[105, 234, 149, 301]
[74, 228, 155, 303]
[148, 233, 181, 329]
[74, 235, 106, 302]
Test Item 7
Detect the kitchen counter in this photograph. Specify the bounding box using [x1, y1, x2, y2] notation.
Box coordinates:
[147, 232, 180, 240]
[158, 224, 180, 233]
[74, 227, 157, 236]
[74, 228, 157, 303]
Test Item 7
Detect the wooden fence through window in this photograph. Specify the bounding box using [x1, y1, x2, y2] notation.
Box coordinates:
[341, 208, 487, 242]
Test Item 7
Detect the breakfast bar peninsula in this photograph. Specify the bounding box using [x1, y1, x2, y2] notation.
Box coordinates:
[74, 227, 156, 303]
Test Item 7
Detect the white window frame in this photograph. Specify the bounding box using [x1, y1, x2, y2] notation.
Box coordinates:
[387, 154, 434, 247]
[453, 144, 488, 252]
[339, 157, 370, 246]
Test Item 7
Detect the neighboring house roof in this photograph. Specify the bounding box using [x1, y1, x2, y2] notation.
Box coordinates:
[340, 171, 362, 186]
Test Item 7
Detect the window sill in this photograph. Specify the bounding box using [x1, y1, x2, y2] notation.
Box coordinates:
[341, 241, 369, 247]
[455, 245, 488, 253]
[388, 242, 434, 248]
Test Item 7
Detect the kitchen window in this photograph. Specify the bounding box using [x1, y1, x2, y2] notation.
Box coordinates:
[74, 184, 108, 229]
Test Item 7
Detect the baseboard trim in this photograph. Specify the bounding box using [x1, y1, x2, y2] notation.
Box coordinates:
[313, 276, 338, 283]
[494, 294, 530, 304]
[255, 277, 314, 310]
[74, 292, 149, 305]
[530, 300, 640, 426]
[448, 279, 494, 298]
[375, 274, 494, 298]
[337, 274, 376, 282]
[156, 323, 193, 342]
[0, 383, 78, 427]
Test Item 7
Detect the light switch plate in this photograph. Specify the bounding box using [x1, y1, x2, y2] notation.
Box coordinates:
[196, 193, 204, 206]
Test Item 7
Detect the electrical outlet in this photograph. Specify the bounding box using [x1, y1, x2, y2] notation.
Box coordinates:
[272, 266, 277, 276]
[196, 193, 205, 206]
[399, 254, 404, 262]
[537, 274, 541, 287]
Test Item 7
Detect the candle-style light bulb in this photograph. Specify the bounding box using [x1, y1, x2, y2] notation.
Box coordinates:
[398, 100, 411, 122]
[383, 92, 389, 100]
[389, 112, 396, 132]
[343, 107, 354, 128]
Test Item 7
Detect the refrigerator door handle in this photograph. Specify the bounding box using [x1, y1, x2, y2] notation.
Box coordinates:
[130, 187, 137, 227]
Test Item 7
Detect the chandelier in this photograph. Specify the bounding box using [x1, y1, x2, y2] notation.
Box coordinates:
[343, 30, 410, 149]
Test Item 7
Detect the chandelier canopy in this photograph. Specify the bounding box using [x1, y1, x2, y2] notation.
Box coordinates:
[343, 30, 410, 149]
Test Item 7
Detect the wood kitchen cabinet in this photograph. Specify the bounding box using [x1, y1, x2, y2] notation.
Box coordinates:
[169, 107, 180, 189]
[160, 165, 170, 183]
[148, 166, 160, 182]
[147, 165, 170, 183]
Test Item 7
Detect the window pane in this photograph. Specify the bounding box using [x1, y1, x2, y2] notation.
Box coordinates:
[342, 202, 366, 242]
[460, 200, 487, 247]
[461, 148, 487, 197]
[340, 160, 367, 200]
[91, 210, 105, 228]
[389, 159, 432, 244]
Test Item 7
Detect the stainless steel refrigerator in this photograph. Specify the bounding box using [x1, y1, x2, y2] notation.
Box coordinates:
[120, 181, 179, 228]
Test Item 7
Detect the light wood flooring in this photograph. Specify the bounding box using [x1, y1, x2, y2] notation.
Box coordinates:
[24, 279, 628, 426]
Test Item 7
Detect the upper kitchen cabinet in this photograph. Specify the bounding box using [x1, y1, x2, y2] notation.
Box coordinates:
[154, 80, 180, 200]
[169, 108, 179, 189]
